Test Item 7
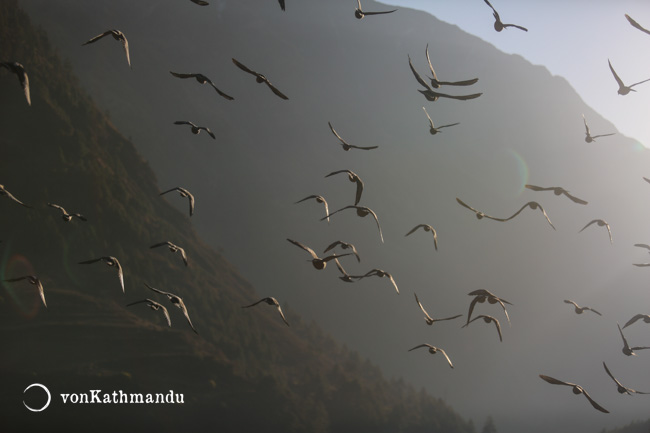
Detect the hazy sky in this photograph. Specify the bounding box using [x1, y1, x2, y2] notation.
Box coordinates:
[382, 0, 650, 148]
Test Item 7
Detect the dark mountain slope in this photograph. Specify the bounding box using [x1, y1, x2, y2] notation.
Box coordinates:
[0, 2, 474, 433]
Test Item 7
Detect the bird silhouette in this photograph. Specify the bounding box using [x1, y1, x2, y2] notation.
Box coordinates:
[232, 58, 288, 100]
[539, 375, 609, 413]
[462, 315, 503, 342]
[145, 283, 197, 333]
[405, 224, 438, 251]
[354, 0, 396, 19]
[287, 239, 351, 270]
[322, 205, 384, 243]
[174, 121, 216, 139]
[4, 276, 46, 308]
[150, 241, 188, 267]
[623, 314, 650, 329]
[582, 114, 615, 143]
[525, 184, 588, 205]
[608, 59, 650, 95]
[564, 300, 602, 316]
[0, 62, 30, 105]
[78, 256, 124, 293]
[82, 30, 131, 68]
[408, 344, 454, 368]
[160, 187, 195, 217]
[325, 169, 364, 205]
[169, 71, 234, 100]
[618, 323, 650, 356]
[242, 297, 289, 326]
[625, 14, 650, 36]
[47, 203, 87, 222]
[467, 289, 512, 326]
[409, 55, 482, 102]
[323, 240, 361, 263]
[414, 293, 461, 326]
[328, 122, 378, 151]
[483, 0, 528, 32]
[603, 362, 649, 395]
[422, 107, 459, 135]
[501, 201, 555, 230]
[579, 219, 612, 244]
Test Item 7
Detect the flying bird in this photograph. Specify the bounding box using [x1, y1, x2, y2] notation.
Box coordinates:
[78, 256, 124, 293]
[1, 62, 30, 105]
[603, 362, 649, 395]
[287, 239, 351, 270]
[409, 55, 482, 102]
[538, 375, 609, 413]
[323, 240, 361, 263]
[174, 121, 215, 139]
[467, 289, 512, 325]
[169, 71, 234, 100]
[4, 276, 46, 308]
[525, 184, 588, 205]
[405, 224, 438, 251]
[414, 293, 461, 326]
[127, 298, 171, 327]
[242, 297, 289, 326]
[145, 283, 197, 333]
[356, 268, 399, 294]
[0, 184, 31, 208]
[623, 314, 650, 329]
[354, 0, 397, 19]
[232, 58, 288, 100]
[47, 203, 87, 222]
[325, 169, 364, 205]
[579, 219, 612, 244]
[462, 315, 503, 342]
[425, 44, 478, 88]
[322, 205, 384, 243]
[483, 0, 528, 32]
[160, 187, 195, 217]
[408, 344, 454, 369]
[328, 122, 378, 151]
[618, 323, 650, 356]
[422, 107, 459, 135]
[295, 195, 330, 223]
[608, 59, 650, 95]
[501, 201, 555, 230]
[563, 300, 602, 316]
[625, 14, 650, 36]
[82, 30, 131, 68]
[150, 241, 188, 267]
[582, 114, 615, 143]
[456, 198, 506, 221]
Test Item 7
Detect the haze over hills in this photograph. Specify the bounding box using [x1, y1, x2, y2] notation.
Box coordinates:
[12, 0, 650, 432]
[0, 2, 476, 432]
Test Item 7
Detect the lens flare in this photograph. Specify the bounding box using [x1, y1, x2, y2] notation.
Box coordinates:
[504, 148, 529, 196]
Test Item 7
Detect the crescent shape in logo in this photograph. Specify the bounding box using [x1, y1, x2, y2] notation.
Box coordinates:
[23, 383, 51, 412]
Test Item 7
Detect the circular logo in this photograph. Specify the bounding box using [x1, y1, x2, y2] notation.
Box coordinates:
[23, 383, 51, 412]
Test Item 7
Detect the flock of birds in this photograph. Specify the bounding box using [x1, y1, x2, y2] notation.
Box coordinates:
[2, 0, 650, 421]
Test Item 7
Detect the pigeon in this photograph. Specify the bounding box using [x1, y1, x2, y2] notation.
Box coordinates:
[608, 59, 650, 95]
[232, 58, 288, 100]
[242, 297, 289, 326]
[47, 203, 87, 222]
[4, 276, 46, 308]
[405, 224, 438, 251]
[525, 184, 588, 205]
[82, 30, 131, 68]
[414, 293, 461, 326]
[78, 256, 124, 293]
[127, 299, 171, 327]
[328, 122, 378, 151]
[150, 241, 188, 267]
[483, 0, 528, 32]
[169, 72, 234, 100]
[287, 239, 351, 270]
[145, 283, 197, 333]
[408, 344, 454, 368]
[354, 0, 397, 19]
[325, 169, 364, 205]
[539, 375, 609, 413]
[0, 62, 30, 105]
[160, 187, 195, 217]
[322, 205, 384, 243]
[174, 121, 215, 139]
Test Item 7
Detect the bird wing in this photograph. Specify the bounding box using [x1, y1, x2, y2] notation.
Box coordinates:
[276, 304, 290, 326]
[328, 122, 349, 145]
[287, 238, 318, 259]
[159, 187, 179, 196]
[592, 132, 615, 139]
[78, 258, 103, 264]
[491, 317, 503, 342]
[579, 219, 598, 233]
[278, 0, 285, 11]
[115, 259, 124, 293]
[562, 190, 588, 205]
[120, 33, 131, 68]
[405, 225, 423, 237]
[582, 114, 591, 135]
[564, 299, 579, 308]
[456, 198, 481, 214]
[160, 304, 172, 327]
[408, 55, 432, 90]
[20, 69, 30, 105]
[535, 203, 556, 230]
[525, 184, 553, 192]
[586, 307, 602, 316]
[422, 107, 435, 129]
[201, 127, 216, 139]
[3, 188, 30, 207]
[629, 77, 650, 88]
[466, 297, 480, 325]
[174, 120, 194, 126]
[497, 299, 511, 325]
[365, 207, 384, 244]
[608, 60, 625, 89]
[363, 9, 397, 16]
[437, 122, 460, 129]
[623, 314, 645, 329]
[625, 14, 650, 36]
[425, 44, 438, 82]
[264, 80, 289, 100]
[179, 247, 188, 266]
[178, 299, 198, 334]
[295, 194, 320, 204]
[242, 298, 269, 308]
[436, 78, 479, 86]
[150, 241, 171, 249]
[207, 80, 235, 100]
[348, 144, 379, 150]
[438, 348, 454, 368]
[82, 30, 113, 45]
[438, 314, 462, 322]
[580, 388, 609, 413]
[602, 362, 624, 388]
[630, 345, 650, 351]
[414, 293, 433, 322]
[4, 276, 28, 283]
[322, 253, 352, 263]
[187, 192, 195, 216]
[231, 58, 258, 76]
[49, 203, 67, 214]
[321, 205, 354, 221]
[634, 243, 650, 250]
[502, 23, 528, 32]
[354, 177, 364, 206]
[408, 344, 433, 351]
[34, 279, 47, 308]
[169, 71, 197, 79]
[334, 257, 350, 277]
[144, 282, 171, 297]
[483, 0, 498, 17]
[618, 323, 630, 348]
[605, 223, 613, 244]
[468, 289, 493, 297]
[191, 0, 210, 5]
[539, 375, 575, 387]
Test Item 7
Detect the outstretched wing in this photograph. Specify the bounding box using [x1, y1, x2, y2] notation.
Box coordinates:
[287, 238, 318, 259]
[264, 80, 289, 100]
[231, 58, 258, 76]
[82, 30, 113, 45]
[608, 60, 625, 89]
[625, 14, 650, 36]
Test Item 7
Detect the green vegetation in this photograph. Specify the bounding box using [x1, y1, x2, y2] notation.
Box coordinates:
[0, 1, 474, 431]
